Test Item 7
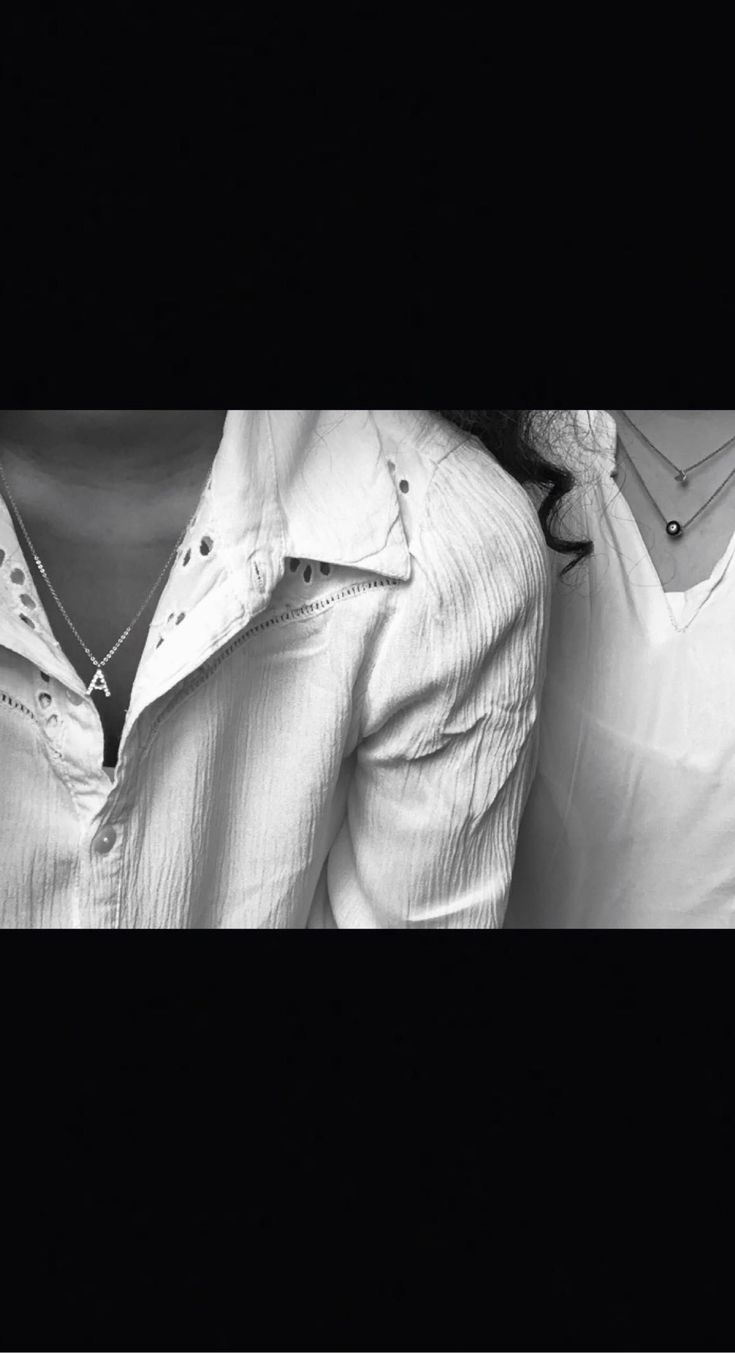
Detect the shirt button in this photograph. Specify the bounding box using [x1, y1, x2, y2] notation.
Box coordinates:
[67, 690, 85, 705]
[92, 827, 117, 855]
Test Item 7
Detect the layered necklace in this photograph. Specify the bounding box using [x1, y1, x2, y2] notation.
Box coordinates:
[0, 456, 212, 698]
[613, 410, 735, 538]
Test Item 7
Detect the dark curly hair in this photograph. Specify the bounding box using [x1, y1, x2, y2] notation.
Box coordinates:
[434, 410, 593, 576]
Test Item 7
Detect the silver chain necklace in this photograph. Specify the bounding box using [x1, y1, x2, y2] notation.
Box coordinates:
[0, 458, 211, 698]
[612, 410, 735, 538]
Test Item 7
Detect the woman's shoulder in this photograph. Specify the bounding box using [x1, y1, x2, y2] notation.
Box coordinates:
[371, 410, 550, 618]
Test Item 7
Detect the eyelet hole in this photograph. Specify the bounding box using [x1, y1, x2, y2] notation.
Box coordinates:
[182, 548, 191, 567]
[399, 479, 409, 493]
[20, 613, 35, 628]
[40, 671, 50, 682]
[10, 567, 25, 584]
[303, 564, 312, 583]
[319, 562, 331, 575]
[19, 593, 36, 609]
[175, 612, 185, 625]
[38, 692, 52, 710]
[156, 637, 165, 648]
[289, 558, 300, 571]
[199, 535, 213, 556]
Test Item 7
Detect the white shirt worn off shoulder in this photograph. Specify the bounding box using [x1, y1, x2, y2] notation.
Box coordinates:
[0, 410, 550, 928]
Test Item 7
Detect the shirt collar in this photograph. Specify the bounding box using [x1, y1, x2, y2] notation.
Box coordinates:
[210, 410, 413, 582]
[0, 410, 414, 689]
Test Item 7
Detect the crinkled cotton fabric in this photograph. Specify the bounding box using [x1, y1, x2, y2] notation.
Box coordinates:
[0, 409, 549, 928]
[507, 409, 735, 929]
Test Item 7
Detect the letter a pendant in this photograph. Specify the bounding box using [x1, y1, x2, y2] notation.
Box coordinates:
[87, 667, 111, 697]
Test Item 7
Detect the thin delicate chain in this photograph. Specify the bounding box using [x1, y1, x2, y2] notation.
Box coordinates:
[615, 409, 735, 479]
[0, 457, 212, 686]
[616, 436, 735, 533]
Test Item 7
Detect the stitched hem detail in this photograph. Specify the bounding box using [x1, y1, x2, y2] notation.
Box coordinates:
[0, 688, 36, 720]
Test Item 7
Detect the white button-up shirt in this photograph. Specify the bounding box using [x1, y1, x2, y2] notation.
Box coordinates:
[0, 410, 549, 928]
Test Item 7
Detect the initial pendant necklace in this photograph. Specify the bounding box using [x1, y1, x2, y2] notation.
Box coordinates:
[0, 458, 211, 698]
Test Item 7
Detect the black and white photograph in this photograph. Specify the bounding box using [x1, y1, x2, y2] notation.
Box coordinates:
[3, 408, 734, 932]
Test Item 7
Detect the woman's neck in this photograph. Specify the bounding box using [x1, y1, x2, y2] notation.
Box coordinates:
[0, 410, 226, 483]
[0, 410, 227, 546]
[611, 410, 735, 459]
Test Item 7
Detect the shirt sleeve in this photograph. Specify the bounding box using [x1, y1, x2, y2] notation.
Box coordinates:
[323, 444, 551, 928]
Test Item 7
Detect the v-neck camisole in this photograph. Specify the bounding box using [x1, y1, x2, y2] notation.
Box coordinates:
[506, 410, 735, 929]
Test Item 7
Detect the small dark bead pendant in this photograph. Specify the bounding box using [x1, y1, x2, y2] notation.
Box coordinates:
[666, 520, 683, 537]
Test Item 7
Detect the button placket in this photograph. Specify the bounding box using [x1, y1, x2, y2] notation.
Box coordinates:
[4, 561, 45, 634]
[153, 529, 215, 653]
[35, 672, 60, 731]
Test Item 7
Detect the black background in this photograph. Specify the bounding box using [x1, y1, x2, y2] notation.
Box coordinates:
[0, 20, 732, 1353]
[3, 937, 732, 1352]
